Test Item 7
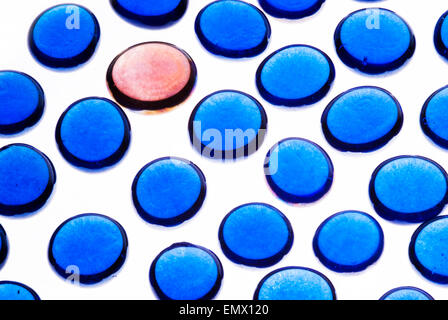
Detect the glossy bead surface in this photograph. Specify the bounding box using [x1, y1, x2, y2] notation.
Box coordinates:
[0, 281, 40, 300]
[110, 0, 187, 26]
[49, 214, 128, 284]
[258, 0, 325, 19]
[380, 287, 433, 300]
[29, 4, 100, 68]
[150, 243, 223, 300]
[409, 216, 448, 284]
[370, 156, 448, 222]
[257, 45, 335, 107]
[0, 144, 56, 216]
[421, 86, 448, 150]
[56, 97, 131, 169]
[334, 8, 415, 74]
[265, 138, 333, 203]
[322, 86, 403, 152]
[219, 203, 293, 267]
[254, 267, 336, 300]
[195, 0, 270, 58]
[132, 157, 206, 226]
[0, 71, 44, 135]
[0, 225, 7, 269]
[434, 10, 448, 60]
[189, 90, 267, 160]
[313, 211, 384, 272]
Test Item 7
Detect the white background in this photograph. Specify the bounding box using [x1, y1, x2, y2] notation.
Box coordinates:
[0, 0, 448, 300]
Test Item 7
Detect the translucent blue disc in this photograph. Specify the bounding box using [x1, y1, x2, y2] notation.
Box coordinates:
[29, 4, 100, 68]
[0, 225, 7, 269]
[49, 214, 128, 285]
[410, 216, 448, 284]
[380, 287, 434, 300]
[219, 203, 293, 267]
[189, 90, 267, 160]
[434, 11, 448, 60]
[334, 8, 415, 74]
[265, 138, 333, 203]
[370, 156, 448, 223]
[111, 0, 187, 26]
[0, 71, 45, 135]
[56, 97, 131, 169]
[195, 0, 271, 58]
[313, 211, 384, 272]
[132, 157, 206, 227]
[256, 45, 335, 107]
[258, 0, 325, 19]
[421, 86, 448, 150]
[322, 86, 403, 152]
[150, 243, 223, 300]
[0, 144, 56, 216]
[254, 267, 336, 300]
[0, 281, 40, 300]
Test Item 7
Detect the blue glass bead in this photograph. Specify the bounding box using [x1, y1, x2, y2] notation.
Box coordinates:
[313, 211, 384, 272]
[0, 225, 7, 268]
[258, 0, 325, 19]
[219, 203, 293, 267]
[55, 97, 131, 169]
[265, 138, 333, 203]
[256, 45, 335, 107]
[421, 86, 448, 150]
[435, 11, 448, 60]
[254, 267, 336, 300]
[195, 0, 271, 58]
[334, 8, 415, 74]
[0, 71, 44, 135]
[409, 216, 448, 284]
[322, 86, 403, 152]
[380, 287, 434, 300]
[132, 157, 206, 227]
[29, 4, 100, 68]
[189, 90, 267, 160]
[49, 214, 128, 285]
[110, 0, 187, 27]
[0, 281, 40, 300]
[150, 243, 223, 300]
[0, 144, 56, 216]
[370, 156, 448, 223]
